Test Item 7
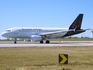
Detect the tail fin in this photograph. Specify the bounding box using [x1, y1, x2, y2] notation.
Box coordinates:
[69, 14, 83, 30]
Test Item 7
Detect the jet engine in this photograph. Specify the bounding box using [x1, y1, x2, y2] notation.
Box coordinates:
[31, 35, 42, 42]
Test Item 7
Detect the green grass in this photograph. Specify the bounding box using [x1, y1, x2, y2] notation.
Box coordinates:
[0, 46, 93, 70]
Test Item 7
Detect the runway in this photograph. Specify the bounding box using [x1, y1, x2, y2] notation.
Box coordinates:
[0, 41, 93, 47]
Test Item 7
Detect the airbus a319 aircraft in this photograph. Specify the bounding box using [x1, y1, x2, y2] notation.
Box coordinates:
[1, 14, 89, 44]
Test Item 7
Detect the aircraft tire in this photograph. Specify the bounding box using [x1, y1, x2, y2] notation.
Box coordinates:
[14, 41, 17, 44]
[40, 40, 43, 43]
[46, 40, 50, 44]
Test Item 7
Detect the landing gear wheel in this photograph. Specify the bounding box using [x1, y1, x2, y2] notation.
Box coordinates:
[40, 40, 43, 43]
[14, 41, 17, 44]
[46, 40, 50, 44]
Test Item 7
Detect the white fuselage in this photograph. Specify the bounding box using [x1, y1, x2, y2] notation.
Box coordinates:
[1, 27, 68, 39]
[1, 14, 87, 43]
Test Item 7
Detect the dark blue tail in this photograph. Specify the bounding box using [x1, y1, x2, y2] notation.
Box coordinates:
[69, 14, 83, 30]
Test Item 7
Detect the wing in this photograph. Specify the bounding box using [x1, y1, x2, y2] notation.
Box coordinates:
[38, 29, 74, 37]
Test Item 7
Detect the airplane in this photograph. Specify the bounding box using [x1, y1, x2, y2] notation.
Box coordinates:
[1, 14, 89, 44]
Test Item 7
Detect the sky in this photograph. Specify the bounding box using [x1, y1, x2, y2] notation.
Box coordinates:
[0, 0, 93, 39]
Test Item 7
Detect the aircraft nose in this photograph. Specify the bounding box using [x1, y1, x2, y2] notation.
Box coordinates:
[1, 32, 7, 37]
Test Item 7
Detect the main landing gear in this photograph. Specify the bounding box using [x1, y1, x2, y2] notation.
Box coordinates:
[40, 40, 50, 44]
[46, 40, 50, 43]
[40, 40, 43, 43]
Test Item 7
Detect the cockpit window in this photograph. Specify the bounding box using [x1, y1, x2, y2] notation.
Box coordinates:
[6, 30, 11, 32]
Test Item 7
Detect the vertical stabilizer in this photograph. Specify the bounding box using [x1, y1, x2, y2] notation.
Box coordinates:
[69, 14, 83, 30]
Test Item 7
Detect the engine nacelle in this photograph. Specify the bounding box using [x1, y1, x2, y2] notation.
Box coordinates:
[31, 35, 42, 42]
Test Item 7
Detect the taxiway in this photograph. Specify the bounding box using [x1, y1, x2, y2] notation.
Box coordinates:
[0, 41, 93, 47]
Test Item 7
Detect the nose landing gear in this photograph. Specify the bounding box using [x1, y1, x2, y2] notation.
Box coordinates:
[14, 41, 17, 44]
[14, 38, 17, 44]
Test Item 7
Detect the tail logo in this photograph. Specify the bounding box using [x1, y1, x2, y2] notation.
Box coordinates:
[69, 14, 83, 30]
[71, 21, 81, 29]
